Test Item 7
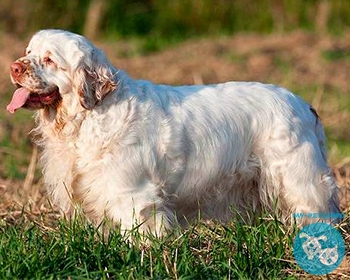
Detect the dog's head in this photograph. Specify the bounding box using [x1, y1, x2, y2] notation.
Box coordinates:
[7, 29, 117, 114]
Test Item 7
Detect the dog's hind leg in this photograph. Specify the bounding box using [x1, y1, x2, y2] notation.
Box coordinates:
[258, 123, 340, 225]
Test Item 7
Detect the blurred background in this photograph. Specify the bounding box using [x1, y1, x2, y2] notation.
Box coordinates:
[1, 0, 350, 41]
[0, 0, 349, 212]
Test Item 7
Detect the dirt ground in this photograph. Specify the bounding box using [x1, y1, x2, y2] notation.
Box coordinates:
[0, 31, 349, 221]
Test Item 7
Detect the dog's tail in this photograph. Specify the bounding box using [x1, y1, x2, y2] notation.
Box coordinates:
[310, 106, 328, 162]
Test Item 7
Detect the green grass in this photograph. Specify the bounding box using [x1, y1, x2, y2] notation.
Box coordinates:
[0, 213, 300, 279]
[322, 49, 350, 62]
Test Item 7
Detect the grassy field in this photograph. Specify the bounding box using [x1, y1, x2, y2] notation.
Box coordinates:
[0, 31, 349, 278]
[0, 211, 315, 279]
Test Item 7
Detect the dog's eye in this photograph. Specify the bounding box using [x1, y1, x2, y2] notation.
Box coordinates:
[43, 57, 55, 65]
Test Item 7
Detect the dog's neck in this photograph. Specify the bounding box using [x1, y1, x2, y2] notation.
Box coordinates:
[34, 94, 87, 142]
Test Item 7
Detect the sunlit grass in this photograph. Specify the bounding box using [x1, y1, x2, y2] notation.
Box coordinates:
[1, 208, 348, 279]
[0, 211, 299, 279]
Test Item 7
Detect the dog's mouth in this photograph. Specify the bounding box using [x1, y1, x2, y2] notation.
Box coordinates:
[7, 84, 61, 114]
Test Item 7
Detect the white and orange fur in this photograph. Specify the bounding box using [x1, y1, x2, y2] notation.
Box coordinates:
[8, 29, 340, 234]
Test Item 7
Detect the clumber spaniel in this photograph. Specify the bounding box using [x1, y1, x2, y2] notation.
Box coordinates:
[7, 29, 340, 233]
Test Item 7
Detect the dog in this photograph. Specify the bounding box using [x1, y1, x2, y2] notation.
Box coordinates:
[7, 29, 340, 233]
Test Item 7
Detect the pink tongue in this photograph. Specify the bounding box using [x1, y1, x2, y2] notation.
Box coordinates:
[7, 87, 31, 114]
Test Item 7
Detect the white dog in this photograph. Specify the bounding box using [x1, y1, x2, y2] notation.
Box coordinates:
[7, 29, 340, 233]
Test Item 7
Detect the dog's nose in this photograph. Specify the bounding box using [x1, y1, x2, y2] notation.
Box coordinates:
[10, 61, 26, 77]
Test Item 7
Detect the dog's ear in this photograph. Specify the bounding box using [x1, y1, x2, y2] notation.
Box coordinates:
[73, 49, 117, 110]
